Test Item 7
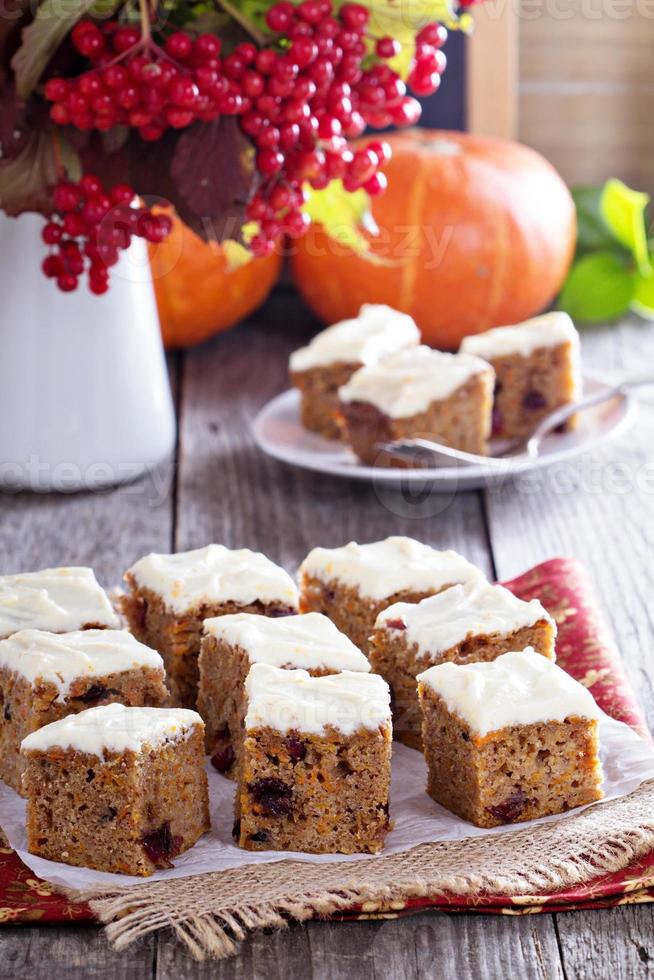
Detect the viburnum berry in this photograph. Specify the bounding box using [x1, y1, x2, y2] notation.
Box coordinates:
[40, 175, 173, 294]
[376, 36, 400, 59]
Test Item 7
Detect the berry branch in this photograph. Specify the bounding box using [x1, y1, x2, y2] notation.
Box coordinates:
[0, 0, 485, 294]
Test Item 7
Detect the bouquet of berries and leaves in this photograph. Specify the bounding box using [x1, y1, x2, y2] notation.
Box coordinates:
[0, 0, 480, 295]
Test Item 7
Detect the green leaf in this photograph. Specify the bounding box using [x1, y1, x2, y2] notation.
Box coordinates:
[630, 268, 654, 321]
[572, 186, 616, 254]
[558, 251, 637, 323]
[302, 179, 379, 257]
[600, 178, 651, 276]
[11, 0, 122, 100]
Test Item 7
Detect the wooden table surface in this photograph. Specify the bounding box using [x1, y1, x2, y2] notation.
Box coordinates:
[0, 290, 653, 979]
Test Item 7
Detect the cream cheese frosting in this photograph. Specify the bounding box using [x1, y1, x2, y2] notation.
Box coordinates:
[460, 312, 580, 360]
[21, 702, 202, 756]
[0, 566, 118, 639]
[126, 544, 299, 614]
[0, 629, 164, 701]
[338, 345, 493, 418]
[289, 304, 420, 372]
[300, 536, 485, 602]
[203, 612, 370, 672]
[375, 582, 556, 657]
[418, 649, 600, 737]
[244, 663, 391, 736]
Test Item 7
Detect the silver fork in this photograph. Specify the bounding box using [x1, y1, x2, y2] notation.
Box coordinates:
[381, 373, 653, 469]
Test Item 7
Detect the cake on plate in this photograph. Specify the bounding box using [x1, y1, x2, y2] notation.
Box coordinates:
[337, 345, 495, 464]
[0, 628, 168, 794]
[460, 312, 581, 439]
[299, 536, 485, 653]
[0, 566, 118, 640]
[234, 663, 392, 854]
[197, 611, 370, 777]
[121, 544, 299, 708]
[370, 581, 556, 748]
[289, 304, 420, 440]
[417, 649, 603, 828]
[22, 703, 210, 875]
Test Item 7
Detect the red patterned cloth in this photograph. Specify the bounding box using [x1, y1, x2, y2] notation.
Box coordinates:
[0, 557, 651, 924]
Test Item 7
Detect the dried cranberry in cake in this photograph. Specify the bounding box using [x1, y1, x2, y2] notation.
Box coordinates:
[289, 305, 420, 440]
[197, 611, 370, 779]
[0, 629, 168, 794]
[141, 822, 183, 868]
[121, 544, 300, 708]
[370, 580, 556, 749]
[523, 389, 547, 410]
[250, 777, 293, 816]
[235, 664, 392, 854]
[417, 650, 603, 828]
[0, 566, 118, 639]
[299, 536, 485, 653]
[338, 345, 495, 464]
[21, 704, 210, 876]
[461, 312, 581, 440]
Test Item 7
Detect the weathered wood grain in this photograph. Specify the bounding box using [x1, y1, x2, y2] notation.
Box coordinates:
[156, 912, 563, 980]
[0, 926, 155, 980]
[176, 292, 493, 580]
[556, 904, 654, 979]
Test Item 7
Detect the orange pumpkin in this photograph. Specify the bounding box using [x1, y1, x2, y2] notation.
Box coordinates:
[291, 130, 576, 349]
[149, 214, 282, 349]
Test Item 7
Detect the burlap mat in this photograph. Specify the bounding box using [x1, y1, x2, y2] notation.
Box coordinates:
[68, 777, 654, 959]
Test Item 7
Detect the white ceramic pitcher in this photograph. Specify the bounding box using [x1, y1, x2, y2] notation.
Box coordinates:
[0, 212, 176, 492]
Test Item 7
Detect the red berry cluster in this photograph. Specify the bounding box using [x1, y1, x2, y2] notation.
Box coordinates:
[41, 176, 172, 293]
[45, 21, 234, 140]
[239, 0, 446, 254]
[408, 23, 448, 96]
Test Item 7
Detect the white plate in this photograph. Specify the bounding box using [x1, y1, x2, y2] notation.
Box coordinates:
[252, 374, 639, 491]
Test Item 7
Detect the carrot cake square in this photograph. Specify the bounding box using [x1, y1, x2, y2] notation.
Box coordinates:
[234, 663, 392, 854]
[0, 566, 118, 640]
[417, 649, 603, 828]
[290, 304, 420, 440]
[299, 536, 485, 653]
[460, 312, 581, 439]
[197, 611, 370, 777]
[22, 703, 210, 875]
[121, 544, 299, 708]
[0, 628, 168, 794]
[370, 582, 557, 749]
[337, 345, 495, 464]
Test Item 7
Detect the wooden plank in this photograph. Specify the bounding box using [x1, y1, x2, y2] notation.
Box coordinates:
[484, 317, 654, 729]
[305, 913, 563, 979]
[0, 926, 155, 980]
[466, 1, 519, 139]
[519, 4, 654, 85]
[0, 359, 179, 585]
[556, 904, 654, 978]
[157, 912, 564, 980]
[157, 923, 311, 980]
[175, 291, 493, 579]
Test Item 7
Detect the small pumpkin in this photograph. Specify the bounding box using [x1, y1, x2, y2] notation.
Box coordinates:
[149, 214, 282, 350]
[291, 130, 576, 349]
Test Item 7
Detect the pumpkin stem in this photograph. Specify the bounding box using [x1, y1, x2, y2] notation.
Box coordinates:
[425, 139, 462, 156]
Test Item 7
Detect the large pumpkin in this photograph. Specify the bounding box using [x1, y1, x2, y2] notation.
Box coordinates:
[149, 214, 282, 349]
[291, 130, 576, 349]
